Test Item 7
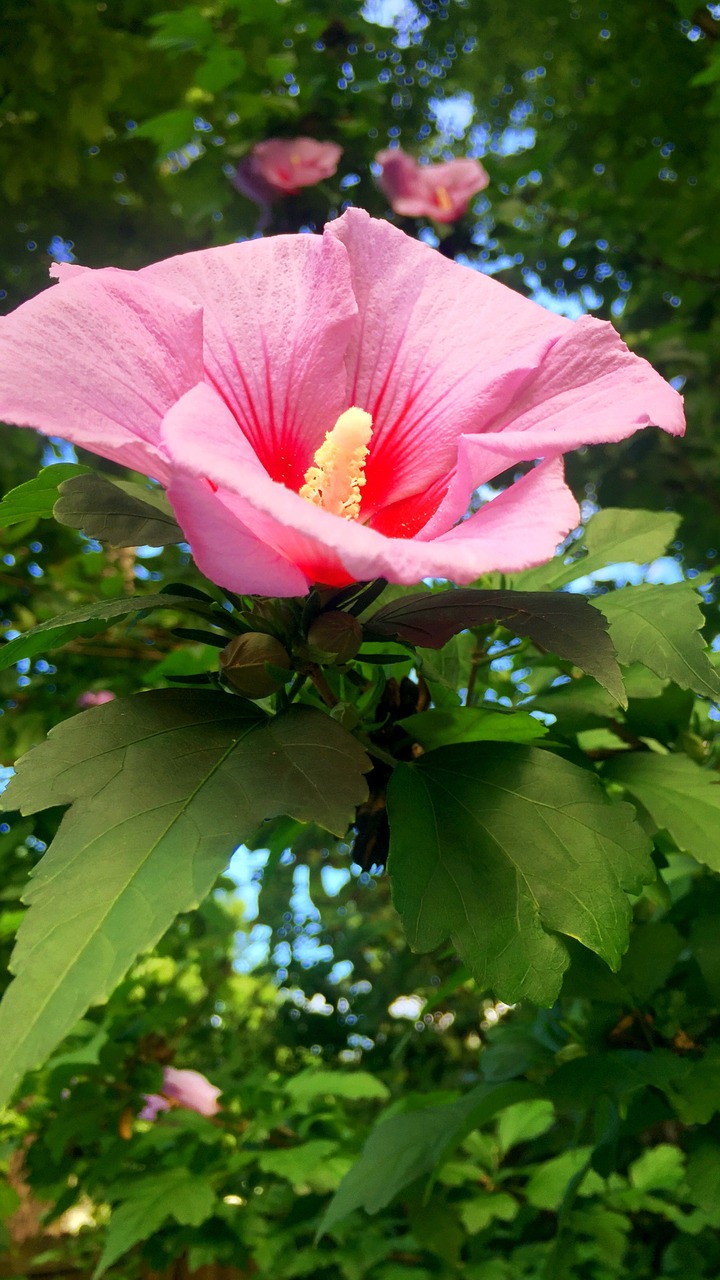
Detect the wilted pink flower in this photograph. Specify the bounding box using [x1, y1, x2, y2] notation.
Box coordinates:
[77, 690, 116, 708]
[139, 1067, 221, 1121]
[0, 209, 684, 596]
[375, 148, 490, 222]
[233, 137, 342, 201]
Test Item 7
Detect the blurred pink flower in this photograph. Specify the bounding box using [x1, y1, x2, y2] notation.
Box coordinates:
[77, 690, 116, 708]
[375, 148, 490, 222]
[139, 1067, 221, 1121]
[0, 209, 684, 597]
[233, 137, 342, 201]
[138, 1092, 171, 1122]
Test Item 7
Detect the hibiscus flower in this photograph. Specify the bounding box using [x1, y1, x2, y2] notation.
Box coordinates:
[375, 148, 490, 222]
[0, 209, 684, 596]
[139, 1067, 221, 1120]
[233, 136, 343, 203]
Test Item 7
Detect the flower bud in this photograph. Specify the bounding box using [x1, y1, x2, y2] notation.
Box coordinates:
[219, 633, 291, 698]
[307, 611, 363, 664]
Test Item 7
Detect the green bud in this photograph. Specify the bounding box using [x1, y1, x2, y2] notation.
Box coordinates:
[307, 611, 363, 664]
[219, 633, 291, 698]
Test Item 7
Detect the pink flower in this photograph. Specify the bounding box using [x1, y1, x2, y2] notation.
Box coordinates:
[0, 209, 684, 597]
[77, 690, 116, 708]
[233, 137, 342, 201]
[139, 1067, 221, 1120]
[375, 148, 490, 222]
[138, 1092, 171, 1122]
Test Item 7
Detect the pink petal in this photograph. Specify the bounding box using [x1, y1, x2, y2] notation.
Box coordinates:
[325, 210, 573, 516]
[139, 1093, 171, 1121]
[139, 233, 356, 493]
[327, 211, 683, 536]
[0, 270, 205, 483]
[375, 151, 489, 222]
[419, 314, 686, 537]
[162, 383, 580, 593]
[162, 1067, 221, 1118]
[162, 385, 310, 595]
[249, 137, 342, 192]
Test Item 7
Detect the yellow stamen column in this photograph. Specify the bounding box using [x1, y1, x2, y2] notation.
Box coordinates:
[299, 407, 373, 520]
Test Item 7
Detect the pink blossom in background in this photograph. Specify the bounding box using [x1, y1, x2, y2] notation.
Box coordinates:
[139, 1067, 221, 1121]
[375, 148, 490, 222]
[138, 1092, 171, 1122]
[77, 690, 116, 708]
[0, 209, 684, 597]
[233, 137, 342, 201]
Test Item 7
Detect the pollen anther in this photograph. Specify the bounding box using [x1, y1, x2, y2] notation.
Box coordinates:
[299, 406, 373, 520]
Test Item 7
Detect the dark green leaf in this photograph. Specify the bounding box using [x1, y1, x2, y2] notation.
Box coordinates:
[603, 752, 720, 869]
[320, 1082, 534, 1235]
[387, 744, 652, 1004]
[0, 693, 370, 1109]
[53, 473, 184, 547]
[366, 589, 625, 705]
[0, 464, 90, 527]
[0, 592, 204, 670]
[96, 1169, 216, 1277]
[593, 583, 720, 699]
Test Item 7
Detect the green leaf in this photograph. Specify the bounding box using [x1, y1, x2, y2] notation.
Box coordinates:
[0, 592, 205, 670]
[195, 48, 247, 92]
[603, 752, 720, 869]
[459, 1193, 518, 1236]
[628, 1144, 685, 1192]
[285, 1069, 390, 1105]
[147, 7, 214, 52]
[668, 1047, 720, 1124]
[134, 109, 197, 151]
[53, 473, 184, 547]
[510, 508, 681, 592]
[524, 1147, 604, 1210]
[0, 693, 370, 1110]
[258, 1139, 341, 1189]
[319, 1081, 534, 1235]
[367, 588, 625, 704]
[617, 922, 684, 1002]
[0, 464, 90, 527]
[387, 744, 653, 1004]
[593, 583, 720, 699]
[496, 1099, 556, 1154]
[399, 707, 548, 750]
[96, 1168, 216, 1277]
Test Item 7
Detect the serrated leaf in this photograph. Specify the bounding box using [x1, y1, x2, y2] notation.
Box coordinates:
[510, 508, 681, 592]
[603, 752, 720, 869]
[0, 693, 370, 1109]
[96, 1168, 216, 1277]
[399, 707, 548, 749]
[0, 592, 206, 671]
[0, 464, 90, 528]
[54, 473, 184, 547]
[367, 588, 625, 704]
[593, 582, 720, 699]
[319, 1081, 533, 1236]
[387, 744, 652, 1004]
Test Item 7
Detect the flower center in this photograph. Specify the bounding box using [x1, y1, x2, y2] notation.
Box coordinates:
[434, 185, 453, 213]
[299, 406, 373, 520]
